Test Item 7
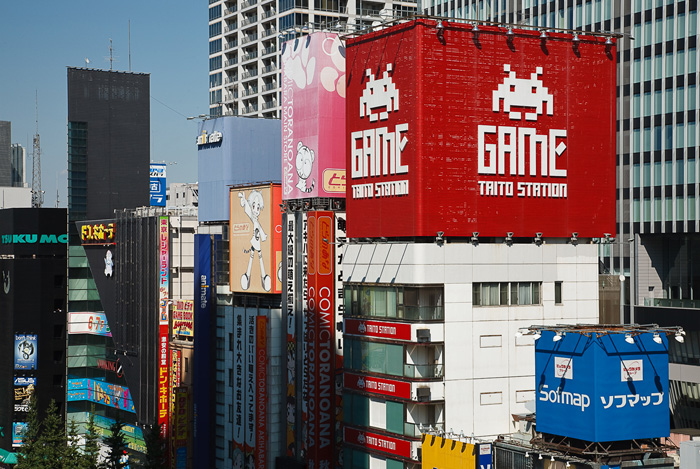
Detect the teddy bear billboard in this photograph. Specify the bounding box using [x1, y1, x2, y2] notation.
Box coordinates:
[281, 32, 347, 200]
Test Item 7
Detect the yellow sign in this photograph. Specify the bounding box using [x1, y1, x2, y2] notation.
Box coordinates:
[80, 222, 115, 245]
[421, 435, 476, 469]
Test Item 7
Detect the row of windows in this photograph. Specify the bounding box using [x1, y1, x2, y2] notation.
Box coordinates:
[633, 159, 697, 188]
[345, 338, 405, 377]
[631, 120, 698, 153]
[209, 4, 222, 21]
[210, 38, 222, 55]
[210, 72, 222, 88]
[632, 50, 698, 84]
[472, 282, 548, 306]
[345, 392, 405, 435]
[632, 85, 698, 118]
[344, 285, 444, 321]
[633, 12, 698, 49]
[632, 196, 698, 222]
[210, 55, 222, 72]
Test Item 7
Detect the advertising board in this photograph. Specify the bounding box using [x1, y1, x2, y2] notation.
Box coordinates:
[14, 376, 36, 413]
[229, 184, 282, 294]
[233, 306, 246, 465]
[12, 422, 27, 447]
[305, 211, 335, 468]
[68, 312, 112, 336]
[66, 378, 136, 413]
[256, 316, 267, 469]
[535, 331, 669, 442]
[150, 163, 167, 207]
[14, 334, 37, 370]
[345, 20, 616, 238]
[344, 372, 411, 400]
[284, 213, 297, 457]
[158, 216, 170, 439]
[80, 221, 115, 245]
[345, 318, 412, 341]
[345, 426, 412, 459]
[421, 434, 476, 468]
[172, 299, 194, 338]
[281, 32, 347, 200]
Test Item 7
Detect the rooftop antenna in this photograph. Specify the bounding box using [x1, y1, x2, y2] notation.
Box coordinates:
[128, 20, 132, 71]
[106, 38, 118, 71]
[31, 91, 43, 208]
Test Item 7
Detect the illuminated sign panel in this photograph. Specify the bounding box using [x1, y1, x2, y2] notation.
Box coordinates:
[535, 331, 669, 442]
[150, 163, 167, 207]
[345, 20, 616, 238]
[80, 223, 115, 245]
[158, 216, 170, 439]
[345, 318, 412, 341]
[344, 372, 411, 400]
[344, 426, 411, 459]
[172, 299, 194, 338]
[68, 312, 112, 337]
[14, 334, 37, 370]
[281, 32, 347, 200]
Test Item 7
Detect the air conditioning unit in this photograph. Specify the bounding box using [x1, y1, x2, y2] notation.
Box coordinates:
[416, 328, 430, 342]
[416, 387, 431, 402]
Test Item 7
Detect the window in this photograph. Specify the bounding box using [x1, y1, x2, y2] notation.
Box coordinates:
[473, 282, 542, 306]
[209, 55, 222, 71]
[210, 73, 222, 88]
[209, 21, 222, 38]
[209, 4, 222, 21]
[555, 281, 563, 304]
[345, 284, 443, 321]
[209, 38, 222, 55]
[677, 196, 684, 220]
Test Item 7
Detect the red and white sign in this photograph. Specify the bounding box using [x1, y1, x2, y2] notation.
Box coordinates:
[345, 426, 412, 459]
[554, 357, 573, 380]
[345, 372, 411, 399]
[306, 211, 335, 468]
[621, 359, 643, 382]
[158, 216, 170, 440]
[345, 20, 616, 238]
[345, 318, 412, 341]
[256, 316, 267, 469]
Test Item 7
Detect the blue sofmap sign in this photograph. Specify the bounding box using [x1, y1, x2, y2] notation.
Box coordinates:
[535, 330, 669, 442]
[14, 334, 38, 370]
[150, 163, 166, 207]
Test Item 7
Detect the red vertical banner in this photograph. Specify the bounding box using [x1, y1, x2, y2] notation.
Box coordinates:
[158, 216, 170, 440]
[306, 211, 335, 468]
[256, 316, 268, 469]
[305, 213, 316, 463]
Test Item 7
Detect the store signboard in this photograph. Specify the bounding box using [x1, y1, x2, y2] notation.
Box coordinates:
[345, 20, 616, 238]
[150, 163, 167, 207]
[344, 372, 411, 400]
[68, 312, 112, 337]
[344, 318, 412, 341]
[14, 334, 37, 370]
[14, 376, 36, 413]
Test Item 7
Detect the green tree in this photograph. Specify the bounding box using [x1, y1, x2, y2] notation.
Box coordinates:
[16, 395, 43, 468]
[81, 411, 101, 469]
[102, 418, 127, 469]
[143, 424, 166, 469]
[16, 398, 68, 469]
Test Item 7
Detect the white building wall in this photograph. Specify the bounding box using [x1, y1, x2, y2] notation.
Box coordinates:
[343, 241, 599, 439]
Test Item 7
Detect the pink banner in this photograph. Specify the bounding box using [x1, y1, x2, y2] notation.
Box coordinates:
[281, 32, 347, 200]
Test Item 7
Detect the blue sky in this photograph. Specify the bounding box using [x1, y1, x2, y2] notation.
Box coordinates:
[0, 1, 208, 207]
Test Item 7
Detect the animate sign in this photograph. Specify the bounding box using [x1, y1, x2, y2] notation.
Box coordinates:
[196, 129, 223, 146]
[80, 223, 115, 245]
[1, 233, 68, 244]
[535, 330, 670, 442]
[345, 20, 616, 238]
[345, 318, 412, 341]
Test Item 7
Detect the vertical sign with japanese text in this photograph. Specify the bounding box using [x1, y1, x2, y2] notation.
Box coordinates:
[256, 315, 267, 469]
[158, 216, 170, 439]
[284, 213, 297, 457]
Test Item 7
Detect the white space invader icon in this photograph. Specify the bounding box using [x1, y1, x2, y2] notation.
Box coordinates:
[359, 64, 399, 122]
[492, 64, 553, 121]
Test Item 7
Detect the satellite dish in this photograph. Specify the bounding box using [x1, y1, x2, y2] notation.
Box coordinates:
[85, 57, 90, 65]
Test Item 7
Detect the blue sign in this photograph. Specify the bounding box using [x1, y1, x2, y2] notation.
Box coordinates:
[150, 164, 166, 207]
[14, 334, 37, 370]
[12, 422, 27, 447]
[477, 443, 492, 469]
[535, 331, 669, 442]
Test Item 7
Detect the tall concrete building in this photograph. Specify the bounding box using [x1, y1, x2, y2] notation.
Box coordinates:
[423, 0, 700, 430]
[0, 121, 11, 187]
[10, 144, 25, 188]
[206, 0, 416, 118]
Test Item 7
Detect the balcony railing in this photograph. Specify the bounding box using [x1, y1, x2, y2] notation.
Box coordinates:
[244, 104, 259, 113]
[261, 100, 277, 110]
[643, 298, 700, 309]
[403, 363, 443, 379]
[242, 87, 258, 97]
[261, 64, 276, 74]
[404, 422, 444, 438]
[225, 40, 238, 50]
[224, 24, 238, 33]
[262, 27, 277, 37]
[261, 45, 276, 56]
[261, 9, 276, 19]
[224, 6, 237, 15]
[241, 0, 258, 9]
[225, 58, 238, 68]
[261, 82, 276, 92]
[241, 33, 258, 44]
[241, 50, 258, 62]
[241, 15, 258, 26]
[225, 76, 238, 84]
[241, 69, 258, 79]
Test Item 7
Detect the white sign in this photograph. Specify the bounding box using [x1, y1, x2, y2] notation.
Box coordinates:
[554, 356, 573, 379]
[621, 359, 643, 382]
[196, 130, 223, 146]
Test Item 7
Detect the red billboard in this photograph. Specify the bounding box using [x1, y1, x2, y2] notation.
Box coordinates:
[345, 318, 412, 341]
[344, 426, 412, 459]
[344, 372, 412, 400]
[345, 20, 616, 238]
[306, 211, 335, 468]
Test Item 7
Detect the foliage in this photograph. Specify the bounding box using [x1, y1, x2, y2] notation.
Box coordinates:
[102, 418, 127, 469]
[143, 424, 166, 469]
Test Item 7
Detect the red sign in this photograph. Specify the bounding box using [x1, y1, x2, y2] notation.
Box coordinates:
[345, 20, 616, 238]
[306, 212, 335, 468]
[345, 372, 411, 399]
[256, 316, 267, 469]
[345, 426, 412, 459]
[345, 318, 412, 341]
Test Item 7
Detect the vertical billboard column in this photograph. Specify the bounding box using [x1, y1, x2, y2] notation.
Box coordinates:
[193, 234, 212, 468]
[306, 211, 335, 468]
[284, 213, 297, 457]
[158, 216, 170, 439]
[305, 213, 317, 463]
[256, 315, 268, 469]
[334, 212, 346, 465]
[245, 308, 257, 465]
[233, 307, 246, 464]
[301, 212, 309, 459]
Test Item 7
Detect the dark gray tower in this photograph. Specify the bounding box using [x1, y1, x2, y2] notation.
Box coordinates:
[0, 121, 11, 186]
